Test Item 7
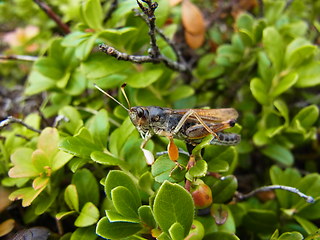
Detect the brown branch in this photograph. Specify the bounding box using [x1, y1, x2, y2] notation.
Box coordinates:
[0, 55, 38, 62]
[104, 0, 118, 23]
[33, 0, 70, 35]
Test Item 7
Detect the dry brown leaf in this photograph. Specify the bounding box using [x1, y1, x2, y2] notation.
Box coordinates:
[185, 31, 205, 49]
[182, 0, 205, 35]
[0, 219, 15, 237]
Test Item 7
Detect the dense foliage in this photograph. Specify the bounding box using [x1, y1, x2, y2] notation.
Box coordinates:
[0, 0, 320, 239]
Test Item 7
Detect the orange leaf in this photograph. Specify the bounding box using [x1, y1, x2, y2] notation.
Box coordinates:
[185, 31, 205, 49]
[182, 0, 205, 35]
[167, 138, 179, 161]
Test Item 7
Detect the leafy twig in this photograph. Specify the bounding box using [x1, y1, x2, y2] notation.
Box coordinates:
[0, 55, 38, 62]
[33, 0, 70, 35]
[0, 116, 41, 133]
[236, 185, 315, 203]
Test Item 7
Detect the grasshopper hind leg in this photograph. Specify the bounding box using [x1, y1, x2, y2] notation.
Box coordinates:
[210, 132, 241, 146]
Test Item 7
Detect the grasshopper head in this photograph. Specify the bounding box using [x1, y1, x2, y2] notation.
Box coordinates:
[129, 106, 150, 129]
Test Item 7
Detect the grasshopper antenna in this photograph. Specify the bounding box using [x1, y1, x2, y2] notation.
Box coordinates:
[121, 83, 131, 109]
[94, 83, 129, 112]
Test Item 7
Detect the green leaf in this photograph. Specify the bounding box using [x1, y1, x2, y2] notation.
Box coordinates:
[138, 171, 154, 195]
[37, 127, 59, 157]
[64, 184, 79, 211]
[32, 149, 50, 173]
[52, 150, 73, 171]
[35, 189, 58, 215]
[105, 210, 140, 223]
[264, 0, 285, 24]
[109, 117, 136, 156]
[32, 176, 49, 190]
[169, 85, 195, 102]
[75, 34, 98, 61]
[90, 151, 125, 167]
[59, 128, 102, 158]
[80, 0, 103, 30]
[58, 106, 83, 134]
[138, 205, 157, 228]
[278, 231, 304, 240]
[65, 69, 87, 96]
[189, 160, 207, 178]
[243, 209, 277, 234]
[127, 69, 163, 88]
[263, 27, 284, 73]
[151, 155, 187, 183]
[8, 186, 46, 207]
[72, 169, 100, 207]
[169, 222, 185, 240]
[75, 202, 99, 227]
[271, 72, 298, 97]
[261, 144, 294, 166]
[9, 148, 38, 178]
[96, 217, 142, 239]
[205, 147, 237, 173]
[274, 99, 289, 124]
[112, 186, 140, 218]
[236, 13, 254, 32]
[98, 27, 137, 47]
[61, 31, 92, 47]
[250, 77, 269, 105]
[71, 226, 97, 240]
[153, 181, 194, 236]
[285, 38, 316, 68]
[293, 174, 320, 210]
[56, 211, 76, 220]
[291, 105, 319, 130]
[81, 53, 131, 80]
[25, 70, 56, 95]
[211, 175, 238, 203]
[298, 199, 320, 220]
[203, 232, 240, 240]
[86, 109, 109, 147]
[295, 61, 320, 87]
[105, 170, 140, 206]
[294, 216, 318, 235]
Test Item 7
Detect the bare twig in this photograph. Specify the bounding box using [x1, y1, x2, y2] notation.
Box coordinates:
[0, 116, 41, 133]
[99, 0, 190, 73]
[99, 43, 188, 72]
[136, 0, 160, 58]
[236, 185, 315, 203]
[0, 55, 38, 62]
[33, 0, 70, 35]
[104, 0, 118, 23]
[133, 9, 184, 63]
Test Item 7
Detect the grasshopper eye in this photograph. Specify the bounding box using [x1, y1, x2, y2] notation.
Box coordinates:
[136, 108, 145, 118]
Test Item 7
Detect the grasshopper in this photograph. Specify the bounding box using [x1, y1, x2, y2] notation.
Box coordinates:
[94, 84, 240, 165]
